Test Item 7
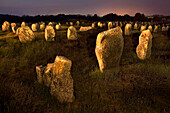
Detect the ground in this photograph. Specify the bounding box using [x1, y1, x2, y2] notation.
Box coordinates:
[0, 24, 169, 113]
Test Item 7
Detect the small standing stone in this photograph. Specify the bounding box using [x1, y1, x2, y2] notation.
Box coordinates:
[67, 26, 77, 40]
[136, 30, 152, 60]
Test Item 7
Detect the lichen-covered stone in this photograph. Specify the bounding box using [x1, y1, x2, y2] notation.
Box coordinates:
[136, 30, 152, 60]
[16, 26, 35, 43]
[67, 26, 77, 40]
[45, 25, 55, 41]
[95, 27, 124, 75]
[50, 56, 74, 103]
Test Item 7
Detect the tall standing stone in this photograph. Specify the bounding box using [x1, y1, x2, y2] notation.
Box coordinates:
[67, 26, 77, 40]
[16, 26, 35, 43]
[45, 25, 55, 41]
[95, 27, 124, 75]
[50, 56, 75, 103]
[136, 30, 152, 60]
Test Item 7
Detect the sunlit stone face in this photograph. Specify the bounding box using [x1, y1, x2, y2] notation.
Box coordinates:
[21, 22, 26, 27]
[2, 21, 10, 31]
[55, 24, 61, 30]
[79, 26, 92, 31]
[16, 26, 35, 43]
[108, 22, 113, 29]
[140, 25, 146, 32]
[124, 23, 132, 36]
[67, 26, 77, 40]
[95, 27, 124, 75]
[45, 25, 55, 41]
[136, 30, 152, 60]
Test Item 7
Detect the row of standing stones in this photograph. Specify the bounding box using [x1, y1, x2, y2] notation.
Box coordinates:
[1, 20, 166, 102]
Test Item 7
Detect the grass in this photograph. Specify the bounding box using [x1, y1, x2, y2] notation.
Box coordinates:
[0, 25, 169, 113]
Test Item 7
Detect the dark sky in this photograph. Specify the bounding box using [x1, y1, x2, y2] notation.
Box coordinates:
[0, 0, 170, 16]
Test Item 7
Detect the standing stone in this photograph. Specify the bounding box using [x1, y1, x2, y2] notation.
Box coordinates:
[92, 23, 95, 28]
[95, 27, 124, 75]
[136, 30, 152, 60]
[45, 25, 55, 41]
[40, 23, 45, 31]
[108, 22, 113, 29]
[140, 25, 146, 32]
[79, 26, 92, 31]
[31, 23, 38, 32]
[124, 23, 132, 36]
[153, 25, 158, 32]
[50, 56, 75, 103]
[21, 22, 26, 27]
[165, 26, 169, 31]
[16, 26, 35, 43]
[70, 22, 73, 26]
[134, 23, 138, 30]
[2, 21, 10, 31]
[148, 25, 153, 32]
[67, 26, 77, 40]
[11, 23, 16, 33]
[76, 21, 80, 26]
[55, 24, 61, 30]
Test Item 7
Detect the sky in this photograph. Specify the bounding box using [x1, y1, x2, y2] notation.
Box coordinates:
[0, 0, 170, 16]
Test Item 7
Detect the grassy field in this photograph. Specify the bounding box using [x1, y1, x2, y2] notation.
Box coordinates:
[0, 25, 169, 113]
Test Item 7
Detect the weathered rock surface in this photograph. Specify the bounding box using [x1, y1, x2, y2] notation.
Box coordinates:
[124, 23, 132, 36]
[2, 21, 10, 31]
[136, 30, 152, 60]
[95, 27, 124, 75]
[67, 26, 77, 40]
[45, 25, 55, 41]
[16, 26, 35, 43]
[50, 56, 74, 103]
